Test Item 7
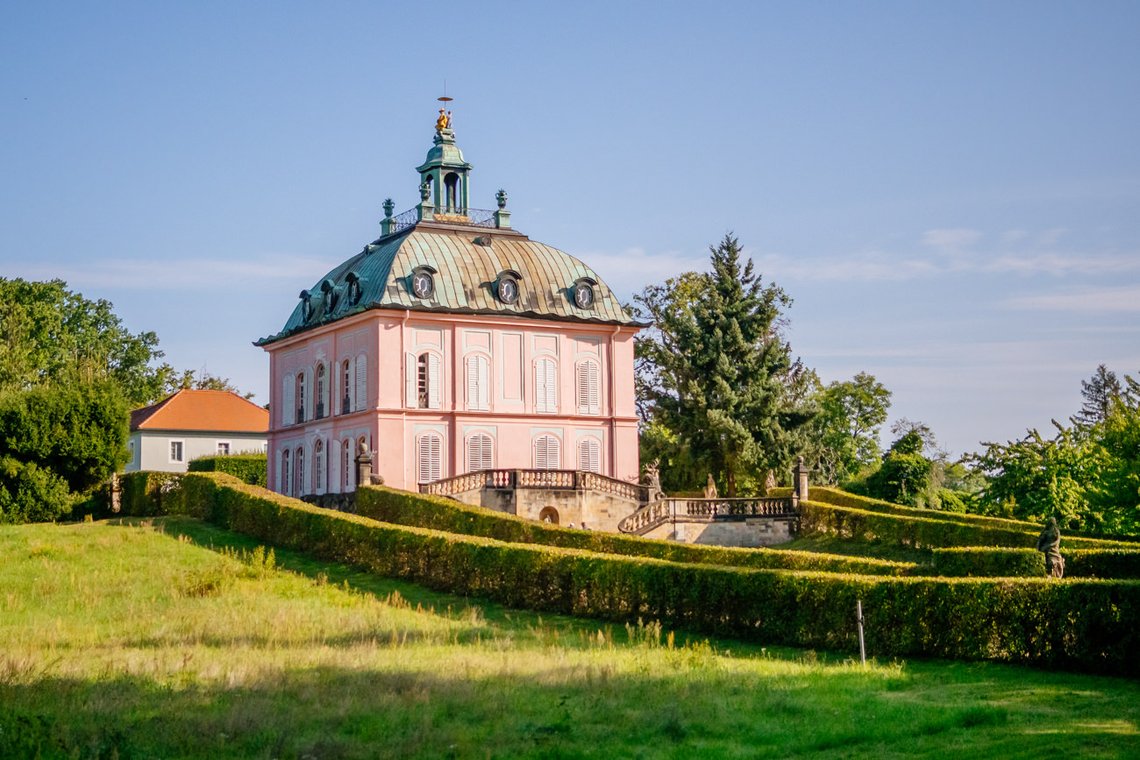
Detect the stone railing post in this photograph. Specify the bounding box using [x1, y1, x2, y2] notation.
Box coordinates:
[793, 456, 809, 506]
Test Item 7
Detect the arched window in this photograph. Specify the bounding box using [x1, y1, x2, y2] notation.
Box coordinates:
[281, 449, 291, 496]
[316, 364, 327, 419]
[577, 438, 601, 473]
[295, 372, 307, 423]
[466, 433, 494, 472]
[341, 359, 352, 415]
[411, 352, 441, 409]
[576, 360, 600, 415]
[313, 439, 324, 493]
[417, 433, 443, 484]
[294, 446, 305, 496]
[535, 357, 557, 413]
[466, 354, 490, 411]
[342, 438, 351, 491]
[533, 434, 561, 470]
[444, 172, 459, 211]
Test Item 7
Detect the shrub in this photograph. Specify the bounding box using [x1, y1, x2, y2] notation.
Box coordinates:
[189, 453, 267, 487]
[0, 456, 74, 523]
[354, 485, 915, 576]
[149, 474, 1140, 675]
[0, 382, 129, 495]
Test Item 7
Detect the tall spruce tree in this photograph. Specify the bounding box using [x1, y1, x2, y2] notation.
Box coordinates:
[1075, 364, 1123, 426]
[634, 234, 813, 495]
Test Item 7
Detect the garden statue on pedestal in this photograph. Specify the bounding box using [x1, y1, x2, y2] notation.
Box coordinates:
[643, 460, 664, 503]
[1036, 517, 1065, 578]
[703, 474, 718, 499]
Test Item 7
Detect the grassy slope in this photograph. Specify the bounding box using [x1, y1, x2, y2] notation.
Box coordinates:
[3, 519, 1139, 759]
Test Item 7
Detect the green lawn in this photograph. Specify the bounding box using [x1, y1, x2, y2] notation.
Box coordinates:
[2, 518, 1138, 759]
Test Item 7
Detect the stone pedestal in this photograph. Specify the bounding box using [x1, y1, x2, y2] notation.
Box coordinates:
[793, 456, 810, 504]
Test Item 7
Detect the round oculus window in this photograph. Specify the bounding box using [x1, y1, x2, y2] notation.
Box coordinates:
[573, 282, 595, 309]
[411, 271, 434, 299]
[497, 276, 519, 305]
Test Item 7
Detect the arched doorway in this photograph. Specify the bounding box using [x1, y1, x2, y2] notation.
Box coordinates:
[538, 507, 559, 525]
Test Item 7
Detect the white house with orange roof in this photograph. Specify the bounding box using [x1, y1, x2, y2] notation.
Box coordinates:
[125, 389, 269, 473]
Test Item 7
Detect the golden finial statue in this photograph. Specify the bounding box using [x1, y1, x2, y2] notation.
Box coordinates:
[436, 95, 453, 132]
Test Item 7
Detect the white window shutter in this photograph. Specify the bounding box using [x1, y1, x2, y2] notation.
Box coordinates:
[466, 356, 478, 410]
[405, 353, 417, 408]
[534, 434, 561, 470]
[578, 438, 600, 473]
[467, 355, 489, 411]
[478, 356, 489, 410]
[466, 434, 493, 471]
[587, 361, 599, 413]
[304, 367, 313, 420]
[536, 358, 557, 413]
[428, 353, 441, 409]
[418, 434, 442, 483]
[355, 353, 367, 411]
[282, 376, 295, 426]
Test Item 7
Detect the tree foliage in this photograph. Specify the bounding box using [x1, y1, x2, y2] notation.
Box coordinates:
[633, 234, 814, 495]
[165, 369, 256, 399]
[1075, 364, 1123, 427]
[968, 370, 1140, 535]
[0, 278, 170, 406]
[0, 382, 130, 495]
[802, 372, 892, 485]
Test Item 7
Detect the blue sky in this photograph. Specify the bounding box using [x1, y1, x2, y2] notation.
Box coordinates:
[3, 1, 1138, 456]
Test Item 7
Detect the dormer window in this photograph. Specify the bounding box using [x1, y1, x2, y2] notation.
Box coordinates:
[346, 272, 363, 305]
[410, 265, 437, 300]
[320, 279, 338, 314]
[572, 277, 598, 310]
[496, 269, 522, 306]
[299, 290, 313, 322]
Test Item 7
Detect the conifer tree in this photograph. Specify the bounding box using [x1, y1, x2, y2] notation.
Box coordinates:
[1075, 364, 1123, 426]
[634, 234, 813, 495]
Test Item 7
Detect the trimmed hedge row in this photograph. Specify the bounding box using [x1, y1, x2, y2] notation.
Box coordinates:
[156, 473, 1140, 675]
[188, 453, 267, 487]
[1067, 550, 1140, 579]
[800, 500, 1133, 551]
[930, 548, 1045, 578]
[118, 471, 185, 516]
[801, 500, 1050, 550]
[354, 485, 915, 576]
[930, 547, 1140, 580]
[808, 487, 1139, 549]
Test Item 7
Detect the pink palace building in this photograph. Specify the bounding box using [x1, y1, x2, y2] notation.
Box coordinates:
[257, 110, 644, 498]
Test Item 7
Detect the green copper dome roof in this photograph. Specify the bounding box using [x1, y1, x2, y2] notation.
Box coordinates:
[255, 224, 641, 346]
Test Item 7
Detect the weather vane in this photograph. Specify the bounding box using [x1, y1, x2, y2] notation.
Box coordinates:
[435, 89, 453, 132]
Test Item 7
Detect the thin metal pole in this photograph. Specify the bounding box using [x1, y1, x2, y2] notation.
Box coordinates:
[856, 599, 866, 667]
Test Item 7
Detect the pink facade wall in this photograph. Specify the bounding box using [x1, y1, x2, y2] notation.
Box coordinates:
[265, 309, 641, 495]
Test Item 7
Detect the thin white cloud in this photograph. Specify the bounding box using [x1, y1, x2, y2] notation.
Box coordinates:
[921, 228, 983, 248]
[9, 255, 330, 291]
[1005, 285, 1140, 313]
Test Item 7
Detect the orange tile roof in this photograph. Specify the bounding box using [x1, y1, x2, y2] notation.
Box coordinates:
[130, 389, 269, 433]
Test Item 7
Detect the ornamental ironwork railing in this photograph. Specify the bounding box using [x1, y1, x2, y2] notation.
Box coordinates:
[387, 207, 498, 236]
[389, 208, 420, 235]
